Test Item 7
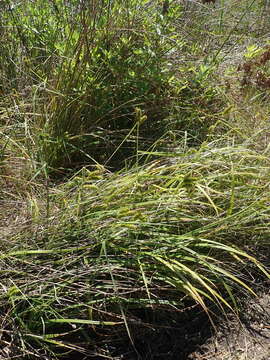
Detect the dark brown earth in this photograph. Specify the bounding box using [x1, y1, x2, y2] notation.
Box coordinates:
[117, 288, 270, 360]
[86, 287, 270, 360]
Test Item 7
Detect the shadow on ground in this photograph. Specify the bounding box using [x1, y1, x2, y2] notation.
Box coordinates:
[61, 283, 270, 360]
[59, 302, 215, 360]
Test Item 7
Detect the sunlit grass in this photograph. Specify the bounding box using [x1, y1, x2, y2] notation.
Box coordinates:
[1, 139, 269, 357]
[1, 0, 270, 358]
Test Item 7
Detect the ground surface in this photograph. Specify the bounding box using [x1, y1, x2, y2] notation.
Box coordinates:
[190, 288, 270, 360]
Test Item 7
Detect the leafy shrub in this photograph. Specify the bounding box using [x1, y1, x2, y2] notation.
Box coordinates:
[37, 0, 182, 172]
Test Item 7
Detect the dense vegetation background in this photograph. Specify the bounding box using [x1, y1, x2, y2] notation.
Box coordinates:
[0, 0, 270, 358]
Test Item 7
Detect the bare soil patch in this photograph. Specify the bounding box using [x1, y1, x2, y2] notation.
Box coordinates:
[190, 288, 270, 360]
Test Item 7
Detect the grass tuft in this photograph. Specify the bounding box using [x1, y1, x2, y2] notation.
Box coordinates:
[1, 0, 270, 358]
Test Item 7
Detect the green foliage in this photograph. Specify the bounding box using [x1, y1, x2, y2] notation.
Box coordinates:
[1, 0, 270, 358]
[38, 0, 183, 171]
[1, 0, 223, 174]
[2, 140, 270, 358]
